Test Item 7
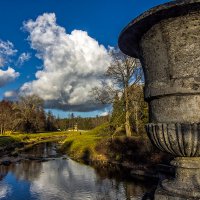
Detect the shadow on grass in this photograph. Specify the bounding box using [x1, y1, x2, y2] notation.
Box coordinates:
[81, 148, 91, 164]
[59, 140, 73, 152]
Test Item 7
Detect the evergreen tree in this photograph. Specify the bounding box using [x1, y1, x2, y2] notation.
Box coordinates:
[110, 93, 125, 133]
[46, 111, 56, 131]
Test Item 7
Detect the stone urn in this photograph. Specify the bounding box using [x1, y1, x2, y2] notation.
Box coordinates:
[119, 0, 200, 199]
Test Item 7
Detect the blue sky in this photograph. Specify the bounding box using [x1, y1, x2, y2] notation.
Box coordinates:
[0, 0, 169, 118]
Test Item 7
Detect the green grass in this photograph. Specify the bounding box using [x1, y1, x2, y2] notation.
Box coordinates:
[0, 131, 68, 150]
[60, 123, 111, 161]
[60, 131, 100, 160]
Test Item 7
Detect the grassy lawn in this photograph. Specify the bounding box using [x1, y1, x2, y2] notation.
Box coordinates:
[0, 131, 68, 149]
[60, 131, 100, 160]
[60, 123, 111, 161]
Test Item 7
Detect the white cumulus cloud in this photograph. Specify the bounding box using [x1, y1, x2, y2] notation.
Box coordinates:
[20, 13, 111, 111]
[0, 40, 17, 67]
[0, 40, 19, 87]
[0, 67, 19, 87]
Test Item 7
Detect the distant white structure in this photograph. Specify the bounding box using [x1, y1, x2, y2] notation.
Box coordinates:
[68, 123, 78, 131]
[74, 123, 78, 131]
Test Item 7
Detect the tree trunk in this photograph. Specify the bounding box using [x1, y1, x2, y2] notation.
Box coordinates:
[0, 124, 3, 135]
[125, 87, 132, 137]
[135, 102, 139, 134]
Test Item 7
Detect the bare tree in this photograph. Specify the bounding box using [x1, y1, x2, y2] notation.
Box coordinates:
[13, 95, 45, 133]
[92, 49, 143, 137]
[129, 84, 147, 134]
[108, 50, 142, 136]
[0, 100, 14, 134]
[92, 82, 117, 104]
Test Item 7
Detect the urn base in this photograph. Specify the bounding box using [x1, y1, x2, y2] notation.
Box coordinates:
[155, 157, 200, 199]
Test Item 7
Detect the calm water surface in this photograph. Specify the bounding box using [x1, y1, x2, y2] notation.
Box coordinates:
[0, 143, 157, 200]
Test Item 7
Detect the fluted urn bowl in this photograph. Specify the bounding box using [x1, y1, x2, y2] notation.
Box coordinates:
[147, 123, 200, 157]
[119, 0, 200, 157]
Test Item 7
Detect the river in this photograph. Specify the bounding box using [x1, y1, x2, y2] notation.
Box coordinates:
[0, 143, 158, 200]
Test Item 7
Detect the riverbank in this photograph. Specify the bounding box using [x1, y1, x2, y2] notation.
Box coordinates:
[59, 124, 174, 178]
[0, 131, 67, 164]
[0, 142, 158, 200]
[0, 128, 174, 178]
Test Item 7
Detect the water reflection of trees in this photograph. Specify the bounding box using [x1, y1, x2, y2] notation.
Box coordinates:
[0, 165, 9, 181]
[94, 164, 157, 200]
[0, 143, 54, 182]
[8, 160, 43, 181]
[6, 143, 55, 182]
[23, 143, 57, 158]
[0, 143, 158, 200]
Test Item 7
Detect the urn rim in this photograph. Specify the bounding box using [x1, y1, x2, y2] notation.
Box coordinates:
[118, 0, 200, 58]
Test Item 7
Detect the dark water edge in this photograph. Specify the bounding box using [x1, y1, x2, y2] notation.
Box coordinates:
[0, 143, 158, 200]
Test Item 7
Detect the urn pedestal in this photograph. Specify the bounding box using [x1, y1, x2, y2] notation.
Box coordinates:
[119, 0, 200, 199]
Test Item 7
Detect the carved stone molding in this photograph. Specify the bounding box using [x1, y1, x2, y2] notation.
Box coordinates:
[146, 123, 200, 157]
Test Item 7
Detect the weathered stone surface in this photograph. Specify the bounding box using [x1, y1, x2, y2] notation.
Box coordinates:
[119, 0, 200, 199]
[140, 11, 200, 124]
[147, 123, 200, 156]
[149, 96, 200, 123]
[161, 157, 200, 198]
[119, 0, 200, 58]
[155, 158, 200, 199]
[141, 13, 200, 99]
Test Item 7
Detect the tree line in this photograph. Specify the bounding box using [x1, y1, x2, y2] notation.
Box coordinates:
[0, 95, 57, 134]
[0, 95, 109, 134]
[57, 114, 109, 131]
